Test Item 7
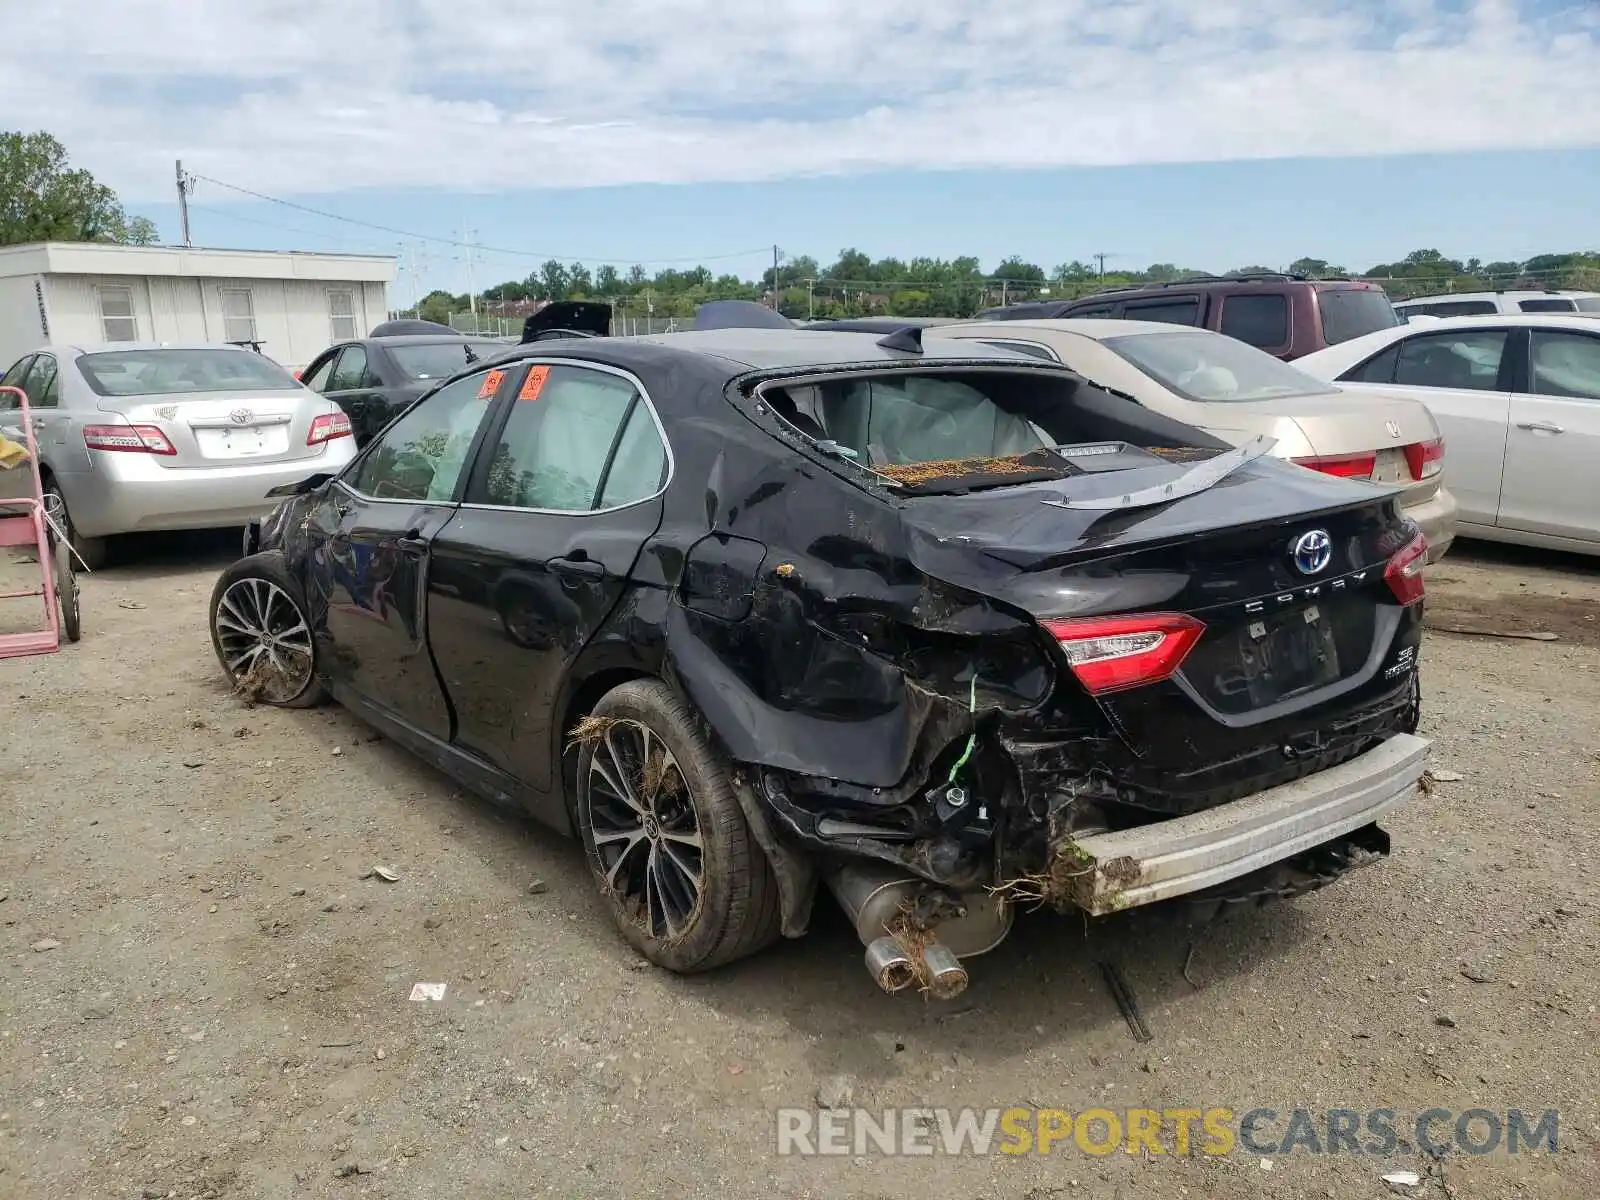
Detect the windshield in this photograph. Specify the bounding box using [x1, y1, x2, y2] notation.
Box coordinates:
[78, 348, 298, 396]
[1103, 330, 1335, 402]
[1319, 288, 1400, 345]
[388, 341, 504, 381]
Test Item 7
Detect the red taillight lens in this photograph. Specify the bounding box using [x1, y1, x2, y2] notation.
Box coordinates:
[1403, 438, 1444, 480]
[1384, 531, 1429, 606]
[1292, 452, 1377, 479]
[308, 411, 353, 445]
[1041, 613, 1205, 695]
[83, 424, 176, 455]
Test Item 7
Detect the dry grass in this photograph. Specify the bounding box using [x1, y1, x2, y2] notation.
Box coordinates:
[567, 713, 619, 749]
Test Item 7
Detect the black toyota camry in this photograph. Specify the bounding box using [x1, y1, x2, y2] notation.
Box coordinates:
[213, 327, 1430, 994]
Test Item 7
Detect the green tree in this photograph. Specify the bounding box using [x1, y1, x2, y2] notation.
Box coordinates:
[1, 130, 161, 245]
[1288, 257, 1346, 278]
[417, 289, 457, 324]
[595, 264, 621, 295]
[538, 259, 571, 301]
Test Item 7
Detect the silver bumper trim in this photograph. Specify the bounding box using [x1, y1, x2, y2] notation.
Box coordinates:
[1069, 733, 1430, 914]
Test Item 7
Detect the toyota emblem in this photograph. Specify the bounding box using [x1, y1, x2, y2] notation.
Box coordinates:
[1291, 529, 1332, 576]
[1385, 420, 1402, 438]
[229, 407, 253, 425]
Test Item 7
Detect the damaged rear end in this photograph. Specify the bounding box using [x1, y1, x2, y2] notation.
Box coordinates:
[694, 360, 1430, 994]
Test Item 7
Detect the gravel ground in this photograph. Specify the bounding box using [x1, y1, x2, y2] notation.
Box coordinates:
[1, 534, 1597, 1200]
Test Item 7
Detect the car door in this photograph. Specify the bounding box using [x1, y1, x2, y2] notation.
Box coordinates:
[322, 343, 390, 447]
[307, 363, 510, 737]
[1335, 327, 1514, 527]
[426, 360, 669, 800]
[1497, 326, 1600, 543]
[18, 353, 65, 451]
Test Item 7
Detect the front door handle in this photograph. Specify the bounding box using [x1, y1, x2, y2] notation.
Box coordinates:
[1516, 420, 1564, 434]
[396, 526, 428, 552]
[548, 555, 605, 579]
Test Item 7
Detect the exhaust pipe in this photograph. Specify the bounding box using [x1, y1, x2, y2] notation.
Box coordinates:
[919, 942, 969, 1000]
[864, 937, 918, 993]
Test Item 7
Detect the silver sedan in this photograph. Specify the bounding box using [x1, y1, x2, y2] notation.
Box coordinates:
[0, 343, 357, 567]
[925, 319, 1458, 561]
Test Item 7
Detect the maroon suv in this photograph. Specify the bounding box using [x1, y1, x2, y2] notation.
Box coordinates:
[979, 273, 1400, 361]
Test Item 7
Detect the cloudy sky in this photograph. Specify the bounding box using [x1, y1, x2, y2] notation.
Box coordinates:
[7, 0, 1598, 289]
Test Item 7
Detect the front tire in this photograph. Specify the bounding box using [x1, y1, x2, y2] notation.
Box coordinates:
[209, 553, 326, 708]
[576, 679, 781, 972]
[53, 534, 80, 643]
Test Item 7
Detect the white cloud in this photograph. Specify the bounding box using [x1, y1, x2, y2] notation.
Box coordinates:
[4, 0, 1597, 201]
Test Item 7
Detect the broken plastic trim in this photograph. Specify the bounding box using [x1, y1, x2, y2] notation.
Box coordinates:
[1040, 434, 1278, 511]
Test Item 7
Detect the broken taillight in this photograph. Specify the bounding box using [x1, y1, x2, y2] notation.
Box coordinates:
[1402, 437, 1444, 480]
[1041, 613, 1205, 695]
[307, 411, 353, 445]
[83, 424, 177, 455]
[1292, 452, 1376, 479]
[1384, 531, 1429, 606]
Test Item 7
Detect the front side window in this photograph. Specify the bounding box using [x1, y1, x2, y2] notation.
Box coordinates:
[1218, 294, 1289, 349]
[1, 356, 33, 398]
[1102, 330, 1333, 402]
[477, 365, 665, 511]
[301, 353, 337, 392]
[1403, 300, 1495, 318]
[327, 344, 369, 392]
[348, 368, 501, 502]
[1393, 330, 1507, 391]
[328, 289, 358, 339]
[219, 288, 257, 342]
[1529, 330, 1600, 400]
[77, 348, 298, 396]
[98, 286, 138, 341]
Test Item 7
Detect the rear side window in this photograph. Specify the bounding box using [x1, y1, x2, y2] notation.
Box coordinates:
[1518, 298, 1577, 313]
[1218, 294, 1289, 349]
[980, 339, 1061, 363]
[1575, 297, 1600, 313]
[327, 345, 369, 391]
[1402, 300, 1495, 318]
[1319, 289, 1400, 345]
[1528, 330, 1600, 399]
[1123, 298, 1199, 326]
[1066, 303, 1117, 318]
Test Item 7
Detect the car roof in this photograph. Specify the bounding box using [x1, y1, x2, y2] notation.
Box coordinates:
[1395, 290, 1600, 304]
[361, 334, 503, 347]
[489, 327, 1046, 373]
[41, 341, 273, 357]
[1389, 312, 1600, 330]
[937, 317, 1215, 340]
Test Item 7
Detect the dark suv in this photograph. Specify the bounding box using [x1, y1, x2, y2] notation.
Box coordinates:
[979, 274, 1400, 361]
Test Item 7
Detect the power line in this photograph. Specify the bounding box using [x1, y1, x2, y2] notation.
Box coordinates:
[186, 171, 772, 266]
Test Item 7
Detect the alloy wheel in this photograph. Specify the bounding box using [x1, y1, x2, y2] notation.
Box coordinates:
[585, 720, 705, 939]
[213, 577, 315, 703]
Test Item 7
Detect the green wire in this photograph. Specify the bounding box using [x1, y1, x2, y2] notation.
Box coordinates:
[947, 673, 978, 785]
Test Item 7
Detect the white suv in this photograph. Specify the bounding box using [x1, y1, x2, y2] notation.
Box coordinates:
[1394, 290, 1600, 320]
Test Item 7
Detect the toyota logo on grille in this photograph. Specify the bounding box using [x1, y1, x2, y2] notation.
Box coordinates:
[1291, 529, 1332, 575]
[229, 408, 253, 425]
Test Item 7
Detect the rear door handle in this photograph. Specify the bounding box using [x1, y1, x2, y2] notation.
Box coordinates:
[1516, 420, 1564, 434]
[548, 555, 605, 579]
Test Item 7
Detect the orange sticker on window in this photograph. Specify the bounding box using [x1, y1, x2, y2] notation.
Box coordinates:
[477, 368, 506, 399]
[518, 365, 551, 402]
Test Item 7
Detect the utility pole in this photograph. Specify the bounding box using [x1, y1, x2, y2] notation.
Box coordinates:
[771, 244, 781, 309]
[461, 226, 478, 323]
[1094, 252, 1108, 279]
[176, 160, 192, 247]
[803, 277, 815, 319]
[1001, 278, 1009, 307]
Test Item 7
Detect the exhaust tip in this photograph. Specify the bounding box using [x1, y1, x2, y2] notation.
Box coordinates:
[864, 937, 918, 993]
[920, 942, 969, 1000]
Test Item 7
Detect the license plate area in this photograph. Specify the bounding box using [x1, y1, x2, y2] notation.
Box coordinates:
[1371, 447, 1407, 484]
[194, 425, 290, 459]
[1220, 605, 1343, 709]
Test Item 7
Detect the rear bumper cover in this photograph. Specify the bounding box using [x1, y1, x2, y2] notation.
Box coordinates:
[1065, 732, 1428, 914]
[1402, 485, 1457, 563]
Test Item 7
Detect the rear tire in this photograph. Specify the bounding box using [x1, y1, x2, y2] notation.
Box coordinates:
[53, 534, 80, 643]
[43, 479, 107, 571]
[576, 679, 781, 972]
[208, 553, 326, 708]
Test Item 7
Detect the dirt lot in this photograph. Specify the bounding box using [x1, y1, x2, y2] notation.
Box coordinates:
[2, 535, 1598, 1200]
